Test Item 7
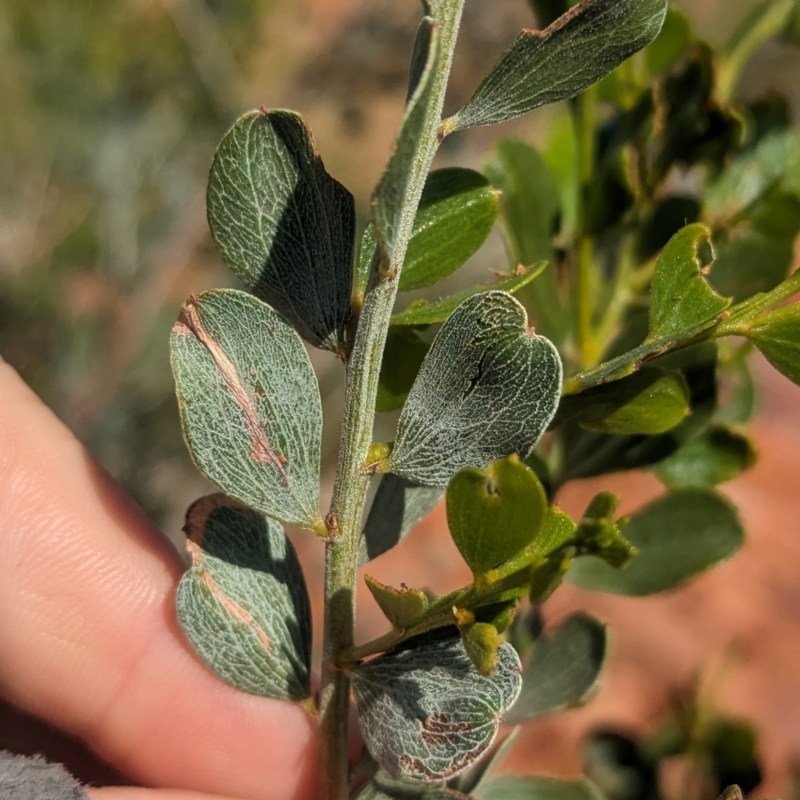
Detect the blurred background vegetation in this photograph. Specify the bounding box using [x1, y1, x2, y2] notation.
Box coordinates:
[2, 0, 800, 794]
[5, 0, 796, 528]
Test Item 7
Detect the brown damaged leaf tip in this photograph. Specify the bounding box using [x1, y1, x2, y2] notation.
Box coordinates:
[187, 539, 272, 654]
[177, 297, 290, 485]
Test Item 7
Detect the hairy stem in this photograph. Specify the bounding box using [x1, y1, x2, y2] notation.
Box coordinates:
[318, 4, 465, 798]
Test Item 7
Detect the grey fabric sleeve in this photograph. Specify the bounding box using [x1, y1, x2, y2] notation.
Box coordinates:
[0, 751, 89, 800]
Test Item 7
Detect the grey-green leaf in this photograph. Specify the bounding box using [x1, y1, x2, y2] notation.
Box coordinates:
[389, 291, 562, 487]
[568, 488, 744, 596]
[649, 224, 731, 341]
[372, 17, 440, 268]
[474, 775, 604, 800]
[206, 109, 355, 352]
[360, 474, 443, 564]
[353, 637, 522, 781]
[506, 613, 608, 722]
[390, 265, 546, 327]
[444, 0, 668, 133]
[170, 289, 324, 532]
[176, 494, 311, 701]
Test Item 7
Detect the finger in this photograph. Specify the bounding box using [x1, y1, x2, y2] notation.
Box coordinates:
[0, 360, 318, 800]
[87, 788, 250, 800]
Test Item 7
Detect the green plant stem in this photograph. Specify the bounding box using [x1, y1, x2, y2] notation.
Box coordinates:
[573, 84, 600, 368]
[715, 268, 800, 336]
[318, 4, 465, 798]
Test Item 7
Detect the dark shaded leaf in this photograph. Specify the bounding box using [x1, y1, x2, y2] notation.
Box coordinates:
[176, 495, 311, 701]
[707, 719, 763, 797]
[170, 290, 323, 531]
[507, 613, 607, 722]
[207, 110, 355, 351]
[446, 456, 548, 574]
[377, 329, 430, 413]
[582, 731, 658, 800]
[557, 368, 690, 435]
[360, 474, 444, 564]
[353, 637, 522, 781]
[390, 291, 562, 487]
[636, 195, 701, 263]
[568, 487, 744, 595]
[649, 224, 731, 341]
[484, 140, 567, 343]
[711, 230, 797, 303]
[445, 0, 668, 132]
[654, 425, 756, 487]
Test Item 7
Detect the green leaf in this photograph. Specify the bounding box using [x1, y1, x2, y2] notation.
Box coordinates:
[372, 17, 440, 268]
[365, 575, 429, 629]
[649, 224, 731, 341]
[358, 169, 501, 297]
[446, 456, 548, 574]
[390, 264, 546, 327]
[484, 140, 567, 343]
[376, 329, 430, 413]
[206, 110, 355, 352]
[354, 771, 470, 800]
[176, 495, 311, 701]
[170, 290, 323, 532]
[389, 291, 562, 487]
[533, 506, 577, 557]
[506, 613, 608, 722]
[474, 775, 604, 800]
[444, 0, 668, 133]
[400, 168, 500, 292]
[742, 304, 800, 386]
[352, 636, 522, 781]
[654, 425, 756, 487]
[644, 7, 691, 76]
[360, 474, 444, 564]
[557, 368, 690, 435]
[568, 487, 744, 596]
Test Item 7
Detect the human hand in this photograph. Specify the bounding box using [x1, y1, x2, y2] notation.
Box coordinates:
[0, 359, 319, 800]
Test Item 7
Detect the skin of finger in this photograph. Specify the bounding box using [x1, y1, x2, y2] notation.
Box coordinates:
[87, 788, 251, 800]
[0, 361, 319, 800]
